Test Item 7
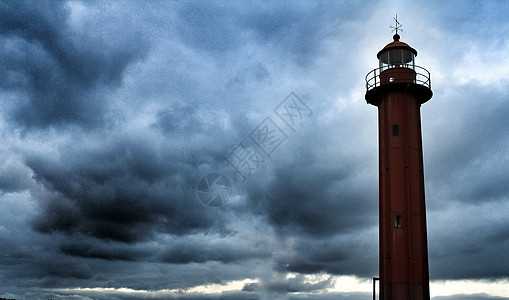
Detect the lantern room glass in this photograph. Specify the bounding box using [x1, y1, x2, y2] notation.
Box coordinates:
[379, 49, 415, 72]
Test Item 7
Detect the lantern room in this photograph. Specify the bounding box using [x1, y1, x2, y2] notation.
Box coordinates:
[377, 33, 417, 71]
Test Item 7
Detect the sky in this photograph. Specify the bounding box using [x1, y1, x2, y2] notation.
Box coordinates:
[1, 0, 509, 299]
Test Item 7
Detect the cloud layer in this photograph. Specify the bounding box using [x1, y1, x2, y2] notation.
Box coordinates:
[1, 1, 509, 299]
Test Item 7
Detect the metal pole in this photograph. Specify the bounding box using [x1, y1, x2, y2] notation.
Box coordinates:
[373, 277, 379, 300]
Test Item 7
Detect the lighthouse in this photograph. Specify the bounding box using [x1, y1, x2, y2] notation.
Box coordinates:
[365, 24, 432, 300]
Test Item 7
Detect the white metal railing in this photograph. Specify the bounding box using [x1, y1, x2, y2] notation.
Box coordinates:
[365, 65, 431, 91]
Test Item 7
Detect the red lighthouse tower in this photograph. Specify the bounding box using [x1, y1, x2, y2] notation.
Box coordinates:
[365, 28, 432, 300]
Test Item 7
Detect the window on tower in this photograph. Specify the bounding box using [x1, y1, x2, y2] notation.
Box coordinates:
[395, 215, 402, 228]
[392, 124, 399, 136]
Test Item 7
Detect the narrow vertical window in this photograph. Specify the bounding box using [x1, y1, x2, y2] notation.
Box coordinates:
[392, 124, 399, 136]
[395, 215, 402, 228]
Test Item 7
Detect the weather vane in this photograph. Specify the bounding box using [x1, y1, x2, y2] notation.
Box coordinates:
[390, 14, 403, 35]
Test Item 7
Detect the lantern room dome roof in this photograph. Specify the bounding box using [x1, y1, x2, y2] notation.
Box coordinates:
[377, 34, 417, 58]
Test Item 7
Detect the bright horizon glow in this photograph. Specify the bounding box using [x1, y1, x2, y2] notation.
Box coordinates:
[54, 276, 509, 298]
[430, 279, 509, 298]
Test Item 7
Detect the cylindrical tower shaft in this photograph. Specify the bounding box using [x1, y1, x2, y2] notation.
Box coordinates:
[377, 86, 430, 300]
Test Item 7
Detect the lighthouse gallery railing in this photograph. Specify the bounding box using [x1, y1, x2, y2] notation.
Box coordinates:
[365, 65, 431, 91]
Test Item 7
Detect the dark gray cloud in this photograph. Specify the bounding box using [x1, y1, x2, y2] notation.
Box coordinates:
[25, 135, 230, 242]
[0, 158, 31, 193]
[247, 162, 375, 237]
[174, 1, 348, 67]
[159, 237, 271, 264]
[176, 2, 240, 54]
[424, 86, 509, 203]
[59, 240, 152, 262]
[0, 0, 148, 128]
[275, 233, 377, 278]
